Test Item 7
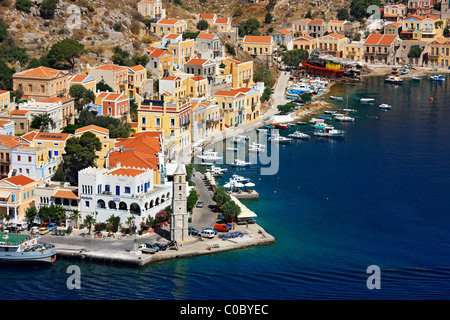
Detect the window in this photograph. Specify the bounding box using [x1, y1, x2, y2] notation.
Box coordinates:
[156, 117, 161, 127]
[85, 201, 90, 207]
[105, 185, 110, 192]
[11, 194, 15, 201]
[125, 187, 131, 194]
[18, 155, 21, 161]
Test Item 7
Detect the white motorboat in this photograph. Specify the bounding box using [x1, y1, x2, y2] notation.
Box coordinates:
[232, 174, 249, 183]
[385, 75, 403, 84]
[330, 96, 343, 101]
[269, 134, 292, 144]
[342, 109, 355, 112]
[249, 145, 265, 152]
[288, 131, 310, 139]
[206, 166, 228, 175]
[197, 150, 223, 162]
[231, 159, 252, 167]
[313, 127, 345, 138]
[430, 74, 445, 81]
[334, 113, 355, 122]
[0, 233, 56, 263]
[379, 103, 392, 109]
[324, 110, 337, 114]
[360, 98, 375, 103]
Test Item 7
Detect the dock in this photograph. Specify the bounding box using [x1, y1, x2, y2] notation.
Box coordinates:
[231, 190, 259, 199]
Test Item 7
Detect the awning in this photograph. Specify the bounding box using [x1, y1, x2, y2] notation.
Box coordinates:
[0, 191, 11, 199]
[230, 195, 257, 218]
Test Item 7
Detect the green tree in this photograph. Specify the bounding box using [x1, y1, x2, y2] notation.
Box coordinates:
[221, 200, 241, 221]
[0, 18, 8, 42]
[337, 8, 350, 21]
[84, 214, 95, 234]
[31, 113, 54, 131]
[51, 169, 67, 182]
[106, 214, 120, 233]
[69, 84, 95, 111]
[25, 206, 38, 226]
[233, 7, 244, 17]
[301, 93, 312, 103]
[15, 0, 32, 12]
[131, 52, 149, 67]
[47, 38, 85, 70]
[261, 87, 272, 102]
[40, 0, 59, 19]
[70, 210, 81, 228]
[0, 59, 15, 90]
[96, 79, 114, 92]
[350, 0, 380, 21]
[62, 132, 102, 184]
[212, 186, 231, 207]
[238, 18, 261, 37]
[264, 12, 273, 24]
[196, 19, 209, 31]
[225, 43, 236, 56]
[408, 45, 423, 59]
[282, 49, 309, 67]
[277, 102, 296, 113]
[187, 189, 199, 212]
[113, 23, 122, 32]
[305, 9, 312, 19]
[253, 65, 273, 86]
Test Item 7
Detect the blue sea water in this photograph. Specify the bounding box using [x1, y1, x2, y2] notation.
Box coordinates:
[2, 75, 450, 300]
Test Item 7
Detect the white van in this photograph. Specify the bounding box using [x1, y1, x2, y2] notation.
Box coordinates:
[200, 229, 215, 239]
[15, 222, 28, 231]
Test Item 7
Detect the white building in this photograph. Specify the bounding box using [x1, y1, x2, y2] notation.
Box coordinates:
[78, 166, 173, 227]
[16, 99, 64, 132]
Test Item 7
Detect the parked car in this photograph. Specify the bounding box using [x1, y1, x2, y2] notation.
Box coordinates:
[15, 222, 28, 231]
[188, 227, 199, 235]
[214, 224, 230, 232]
[30, 226, 39, 234]
[47, 223, 57, 231]
[200, 229, 215, 239]
[196, 201, 204, 208]
[39, 227, 49, 235]
[203, 227, 218, 234]
[139, 242, 160, 254]
[155, 242, 167, 251]
[5, 226, 19, 233]
[40, 222, 49, 229]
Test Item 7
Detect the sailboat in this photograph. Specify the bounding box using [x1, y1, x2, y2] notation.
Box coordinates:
[335, 95, 355, 122]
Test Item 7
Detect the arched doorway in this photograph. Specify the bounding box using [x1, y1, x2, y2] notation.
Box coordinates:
[108, 201, 116, 209]
[119, 202, 127, 211]
[97, 199, 106, 209]
[130, 203, 141, 214]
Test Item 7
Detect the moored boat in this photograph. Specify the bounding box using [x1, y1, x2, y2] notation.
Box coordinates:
[273, 123, 289, 129]
[360, 98, 375, 103]
[385, 75, 403, 84]
[313, 127, 345, 138]
[330, 96, 344, 101]
[430, 74, 445, 81]
[288, 131, 310, 139]
[0, 233, 56, 263]
[379, 103, 392, 109]
[197, 150, 223, 162]
[269, 133, 293, 144]
[230, 159, 252, 167]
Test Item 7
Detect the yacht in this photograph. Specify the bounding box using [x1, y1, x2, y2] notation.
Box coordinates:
[206, 166, 227, 175]
[232, 174, 249, 183]
[288, 131, 310, 139]
[360, 98, 375, 103]
[230, 159, 252, 167]
[269, 134, 292, 144]
[249, 145, 266, 152]
[313, 127, 345, 138]
[385, 75, 403, 84]
[334, 113, 355, 122]
[197, 150, 223, 162]
[0, 233, 56, 263]
[379, 103, 392, 109]
[330, 96, 343, 101]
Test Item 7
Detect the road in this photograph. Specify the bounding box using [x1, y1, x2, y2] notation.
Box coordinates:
[272, 70, 290, 106]
[190, 171, 221, 231]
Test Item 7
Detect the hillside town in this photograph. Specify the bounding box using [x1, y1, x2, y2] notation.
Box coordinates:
[0, 0, 449, 248]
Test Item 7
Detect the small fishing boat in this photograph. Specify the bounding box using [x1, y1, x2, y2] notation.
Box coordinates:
[324, 110, 337, 115]
[232, 174, 249, 183]
[334, 113, 355, 122]
[273, 123, 289, 129]
[318, 115, 332, 120]
[269, 134, 292, 144]
[231, 159, 252, 167]
[430, 74, 445, 82]
[330, 96, 344, 101]
[412, 77, 421, 81]
[385, 75, 403, 84]
[297, 121, 308, 125]
[342, 108, 355, 112]
[313, 127, 345, 138]
[0, 233, 56, 263]
[379, 103, 392, 109]
[360, 98, 375, 103]
[248, 145, 265, 152]
[288, 131, 310, 139]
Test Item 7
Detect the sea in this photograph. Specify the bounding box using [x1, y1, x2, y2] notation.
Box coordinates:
[2, 74, 450, 301]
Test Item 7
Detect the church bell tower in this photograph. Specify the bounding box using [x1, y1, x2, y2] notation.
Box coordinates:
[170, 164, 189, 242]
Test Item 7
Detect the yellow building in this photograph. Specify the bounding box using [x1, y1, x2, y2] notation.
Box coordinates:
[327, 20, 346, 34]
[146, 47, 174, 78]
[30, 132, 72, 161]
[214, 18, 232, 32]
[152, 19, 187, 37]
[187, 75, 208, 98]
[221, 58, 254, 89]
[137, 100, 192, 149]
[317, 33, 349, 57]
[292, 35, 317, 54]
[0, 90, 10, 112]
[243, 36, 275, 56]
[199, 14, 216, 26]
[74, 125, 114, 168]
[429, 38, 450, 67]
[127, 65, 148, 101]
[343, 41, 364, 61]
[0, 174, 38, 222]
[68, 75, 96, 93]
[167, 37, 195, 69]
[400, 15, 445, 41]
[213, 88, 260, 127]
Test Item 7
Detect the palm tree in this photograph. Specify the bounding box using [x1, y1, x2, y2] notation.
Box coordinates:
[126, 216, 135, 235]
[84, 215, 95, 234]
[70, 210, 81, 228]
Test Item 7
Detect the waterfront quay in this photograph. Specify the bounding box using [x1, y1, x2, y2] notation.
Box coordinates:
[46, 169, 274, 267]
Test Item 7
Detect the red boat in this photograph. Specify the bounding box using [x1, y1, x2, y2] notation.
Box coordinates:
[273, 124, 289, 129]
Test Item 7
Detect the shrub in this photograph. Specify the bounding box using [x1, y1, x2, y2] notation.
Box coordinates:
[15, 0, 32, 12]
[40, 0, 59, 19]
[113, 23, 122, 32]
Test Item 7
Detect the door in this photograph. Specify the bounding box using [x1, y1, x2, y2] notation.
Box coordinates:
[116, 185, 120, 196]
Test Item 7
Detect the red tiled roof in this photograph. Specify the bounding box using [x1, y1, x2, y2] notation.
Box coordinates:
[157, 19, 183, 25]
[93, 64, 127, 72]
[243, 36, 273, 44]
[107, 168, 146, 177]
[197, 33, 216, 39]
[164, 33, 181, 39]
[4, 174, 36, 186]
[40, 97, 74, 104]
[200, 14, 216, 20]
[16, 67, 67, 78]
[75, 125, 109, 135]
[53, 190, 79, 199]
[10, 110, 29, 115]
[186, 58, 208, 65]
[214, 18, 230, 24]
[34, 132, 71, 141]
[364, 34, 397, 46]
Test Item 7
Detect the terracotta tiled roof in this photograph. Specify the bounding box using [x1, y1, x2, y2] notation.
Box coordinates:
[214, 18, 230, 24]
[75, 125, 109, 135]
[69, 75, 95, 83]
[329, 20, 345, 24]
[161, 76, 181, 81]
[34, 132, 71, 141]
[364, 34, 397, 46]
[0, 90, 9, 95]
[53, 190, 79, 199]
[16, 67, 67, 78]
[164, 33, 181, 39]
[128, 65, 146, 72]
[325, 32, 347, 40]
[294, 35, 315, 41]
[309, 20, 325, 24]
[4, 174, 35, 186]
[157, 18, 183, 25]
[19, 131, 39, 142]
[186, 58, 208, 65]
[1, 139, 21, 148]
[197, 33, 216, 39]
[10, 110, 29, 115]
[107, 168, 146, 177]
[191, 75, 206, 81]
[93, 64, 127, 72]
[148, 48, 168, 58]
[278, 29, 291, 34]
[40, 97, 74, 104]
[243, 36, 273, 44]
[200, 14, 216, 20]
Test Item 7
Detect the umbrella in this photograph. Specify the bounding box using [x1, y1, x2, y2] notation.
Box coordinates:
[223, 182, 232, 188]
[233, 182, 245, 188]
[245, 182, 255, 187]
